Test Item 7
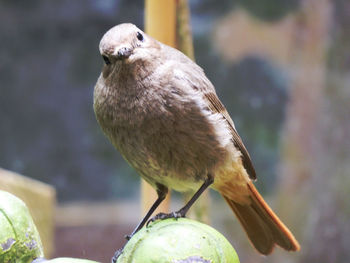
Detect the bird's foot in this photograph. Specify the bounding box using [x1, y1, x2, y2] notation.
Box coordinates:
[111, 248, 124, 263]
[146, 210, 184, 227]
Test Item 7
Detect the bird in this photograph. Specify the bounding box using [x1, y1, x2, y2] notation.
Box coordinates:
[93, 23, 300, 261]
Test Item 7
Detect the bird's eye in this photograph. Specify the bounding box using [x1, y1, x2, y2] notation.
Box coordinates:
[136, 32, 144, 42]
[102, 55, 111, 65]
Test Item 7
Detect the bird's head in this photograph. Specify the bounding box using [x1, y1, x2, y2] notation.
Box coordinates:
[99, 23, 158, 67]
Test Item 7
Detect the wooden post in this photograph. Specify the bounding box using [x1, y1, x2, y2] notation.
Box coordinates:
[145, 0, 176, 46]
[141, 0, 176, 216]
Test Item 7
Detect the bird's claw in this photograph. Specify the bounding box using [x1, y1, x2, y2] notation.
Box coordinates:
[111, 248, 123, 263]
[146, 211, 184, 227]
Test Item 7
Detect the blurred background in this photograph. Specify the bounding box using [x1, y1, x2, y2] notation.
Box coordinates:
[1, 0, 349, 262]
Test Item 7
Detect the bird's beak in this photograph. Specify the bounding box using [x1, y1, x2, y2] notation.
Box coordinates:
[115, 47, 132, 60]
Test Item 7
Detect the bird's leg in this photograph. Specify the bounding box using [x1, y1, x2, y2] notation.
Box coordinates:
[112, 185, 168, 263]
[147, 174, 214, 225]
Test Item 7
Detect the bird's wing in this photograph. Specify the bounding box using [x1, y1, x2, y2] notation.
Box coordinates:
[164, 44, 256, 180]
[204, 92, 257, 180]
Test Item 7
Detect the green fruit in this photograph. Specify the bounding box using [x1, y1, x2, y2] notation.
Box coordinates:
[44, 257, 99, 263]
[117, 218, 239, 263]
[0, 190, 44, 263]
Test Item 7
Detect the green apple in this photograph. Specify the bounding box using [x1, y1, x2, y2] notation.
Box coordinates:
[117, 217, 239, 263]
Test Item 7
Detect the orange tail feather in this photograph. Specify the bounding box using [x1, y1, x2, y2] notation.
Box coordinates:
[222, 182, 300, 254]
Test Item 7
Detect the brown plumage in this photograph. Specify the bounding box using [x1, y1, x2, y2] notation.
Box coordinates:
[94, 23, 300, 256]
[223, 182, 299, 254]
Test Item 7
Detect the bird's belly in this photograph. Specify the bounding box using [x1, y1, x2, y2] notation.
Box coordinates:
[109, 116, 227, 192]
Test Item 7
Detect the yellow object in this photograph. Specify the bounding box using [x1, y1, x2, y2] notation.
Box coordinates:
[145, 0, 176, 47]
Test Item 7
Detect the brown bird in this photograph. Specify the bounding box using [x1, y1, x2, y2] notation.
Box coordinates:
[94, 23, 300, 261]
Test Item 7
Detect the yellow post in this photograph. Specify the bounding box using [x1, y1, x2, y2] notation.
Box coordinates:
[142, 0, 176, 215]
[145, 0, 176, 47]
